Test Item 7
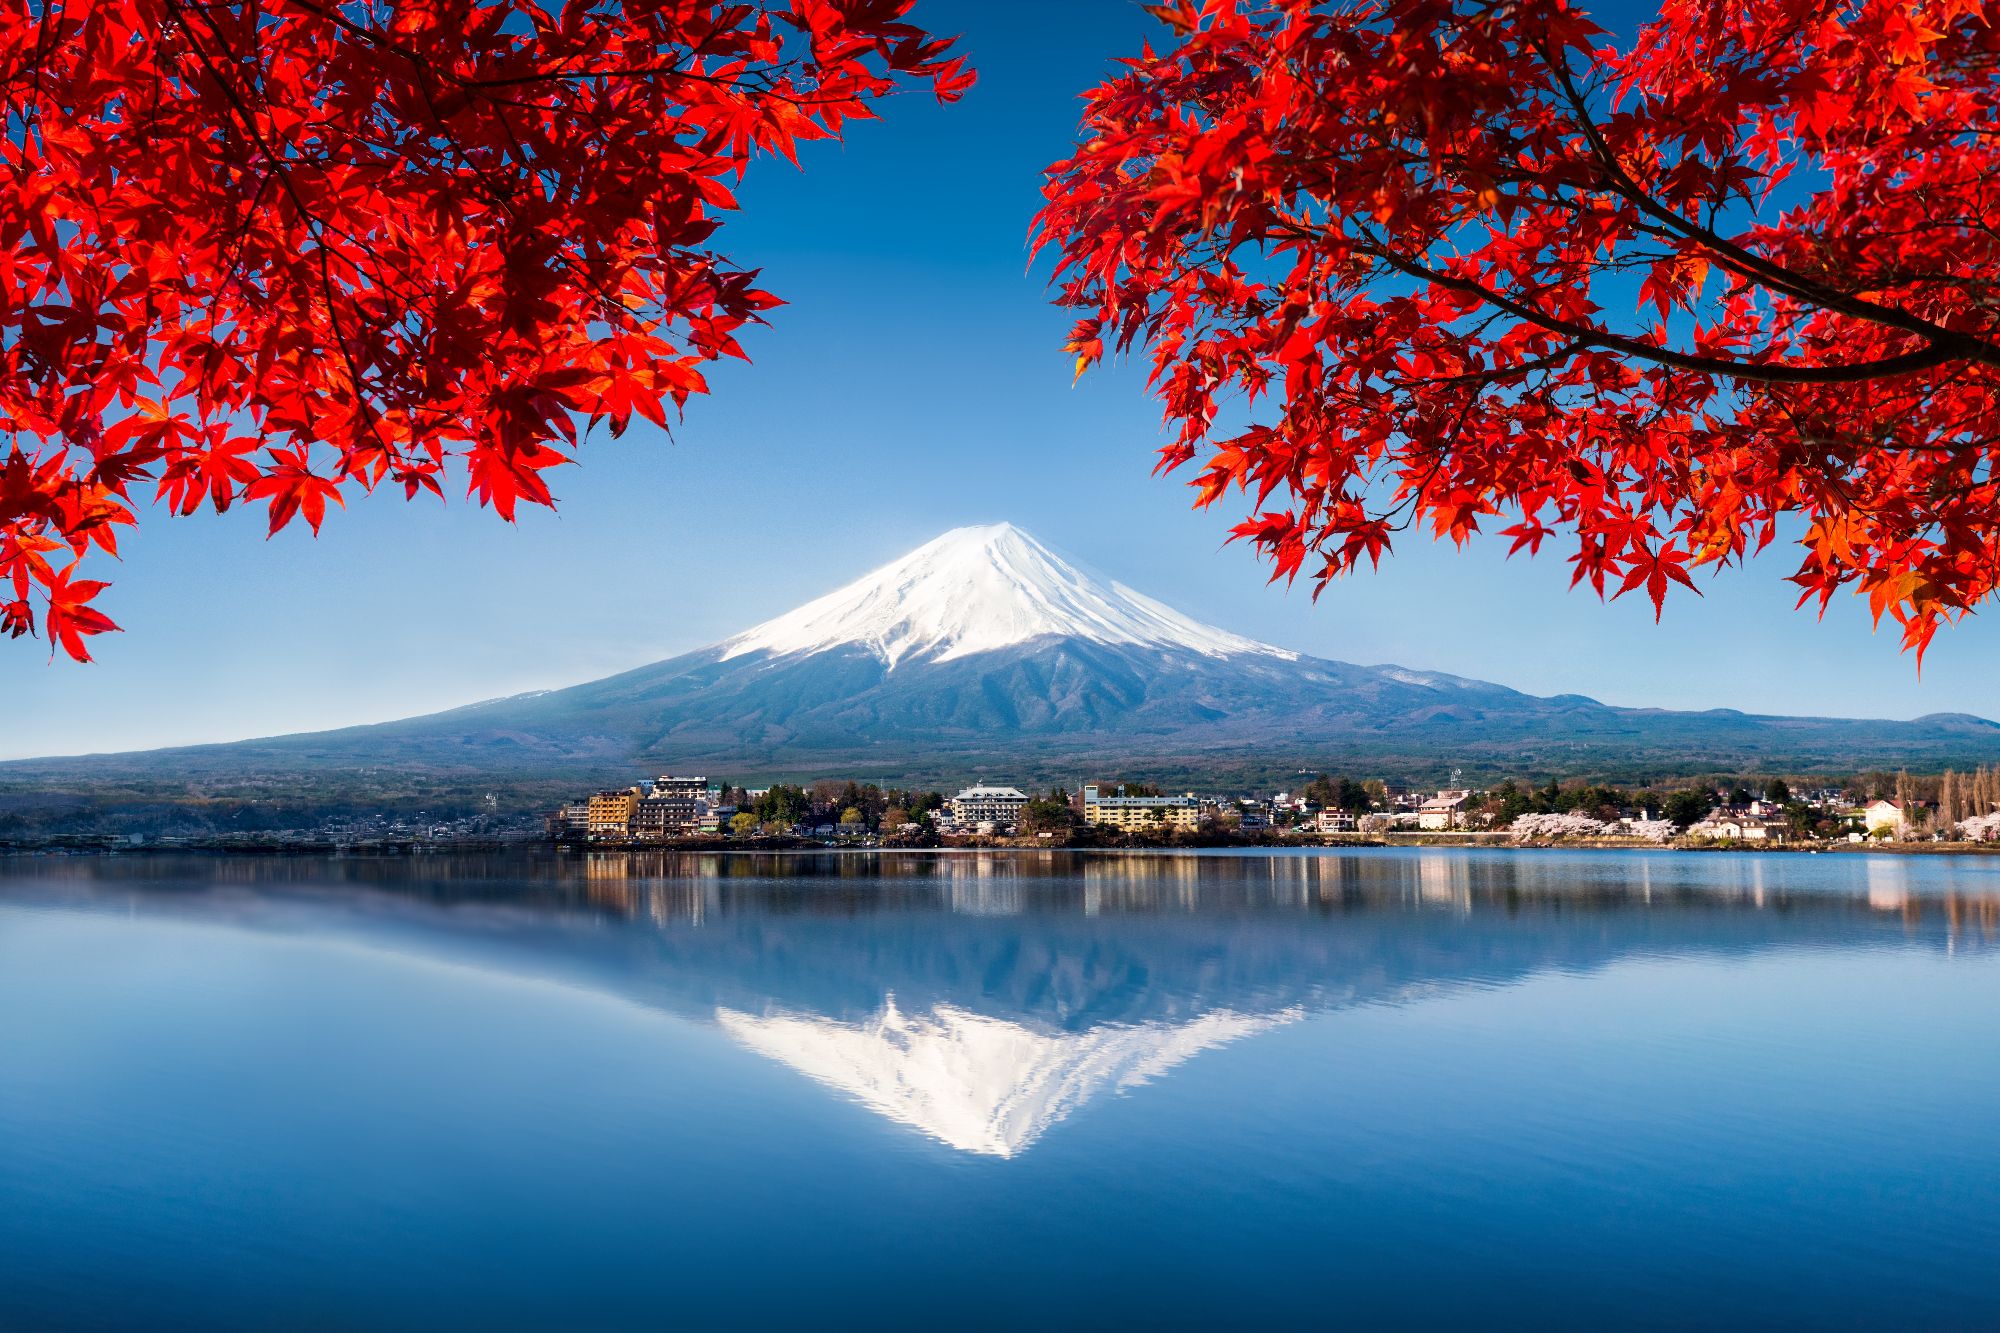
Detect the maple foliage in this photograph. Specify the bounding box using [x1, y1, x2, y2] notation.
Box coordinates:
[1037, 0, 2000, 660]
[2, 0, 970, 660]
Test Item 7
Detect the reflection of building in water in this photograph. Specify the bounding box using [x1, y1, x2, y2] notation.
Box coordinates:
[935, 852, 1060, 915]
[1867, 857, 1912, 913]
[583, 863, 638, 917]
[945, 876, 1026, 917]
[1080, 853, 1205, 911]
[645, 882, 713, 927]
[717, 998, 1297, 1157]
[25, 847, 2000, 1162]
[1416, 853, 1471, 913]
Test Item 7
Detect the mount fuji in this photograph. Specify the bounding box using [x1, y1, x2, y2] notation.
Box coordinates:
[10, 522, 2000, 785]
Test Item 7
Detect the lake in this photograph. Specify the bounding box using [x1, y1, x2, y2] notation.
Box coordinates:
[2, 847, 1997, 1330]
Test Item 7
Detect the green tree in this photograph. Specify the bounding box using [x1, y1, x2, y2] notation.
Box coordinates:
[728, 811, 758, 837]
[1664, 790, 1712, 830]
[1766, 778, 1792, 805]
[1019, 794, 1077, 835]
[754, 784, 810, 827]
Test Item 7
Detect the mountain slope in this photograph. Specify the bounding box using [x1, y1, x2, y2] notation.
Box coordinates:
[720, 523, 1293, 667]
[6, 522, 1999, 786]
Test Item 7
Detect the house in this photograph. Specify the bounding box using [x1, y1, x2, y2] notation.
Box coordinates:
[1314, 810, 1358, 834]
[1863, 800, 1908, 838]
[1417, 790, 1472, 830]
[950, 785, 1030, 827]
[1082, 785, 1199, 831]
[1690, 812, 1788, 842]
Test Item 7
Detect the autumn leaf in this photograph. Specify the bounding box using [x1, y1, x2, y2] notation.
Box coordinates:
[40, 567, 119, 663]
[1036, 0, 2000, 659]
[243, 448, 345, 536]
[0, 0, 972, 661]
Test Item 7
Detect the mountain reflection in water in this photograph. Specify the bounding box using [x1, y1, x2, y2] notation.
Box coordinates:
[8, 848, 1996, 1159]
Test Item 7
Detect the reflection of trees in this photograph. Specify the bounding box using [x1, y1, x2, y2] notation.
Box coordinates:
[10, 847, 1997, 1156]
[10, 850, 1997, 1017]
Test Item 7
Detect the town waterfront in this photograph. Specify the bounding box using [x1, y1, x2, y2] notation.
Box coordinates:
[3, 847, 1999, 1330]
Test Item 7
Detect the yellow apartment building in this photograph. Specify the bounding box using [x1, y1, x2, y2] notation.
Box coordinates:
[1082, 785, 1200, 832]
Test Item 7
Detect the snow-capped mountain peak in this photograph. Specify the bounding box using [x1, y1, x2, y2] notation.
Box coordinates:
[717, 523, 1296, 669]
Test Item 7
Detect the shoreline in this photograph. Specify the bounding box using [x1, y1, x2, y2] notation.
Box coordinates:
[6, 836, 2000, 859]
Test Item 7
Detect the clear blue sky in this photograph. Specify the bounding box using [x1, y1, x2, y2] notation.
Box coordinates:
[3, 0, 1996, 761]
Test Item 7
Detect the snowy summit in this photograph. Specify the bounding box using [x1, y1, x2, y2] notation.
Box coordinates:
[718, 523, 1296, 669]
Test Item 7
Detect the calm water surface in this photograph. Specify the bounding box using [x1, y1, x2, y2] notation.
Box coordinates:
[2, 848, 1998, 1330]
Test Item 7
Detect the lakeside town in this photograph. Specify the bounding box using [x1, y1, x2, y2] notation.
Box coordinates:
[548, 767, 2000, 851]
[14, 766, 2000, 855]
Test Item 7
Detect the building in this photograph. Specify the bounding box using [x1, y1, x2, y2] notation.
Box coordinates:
[585, 788, 640, 839]
[1863, 799, 1908, 838]
[951, 785, 1030, 827]
[550, 804, 592, 840]
[1417, 790, 1472, 830]
[633, 774, 710, 839]
[1314, 810, 1358, 834]
[1082, 785, 1199, 832]
[652, 775, 711, 804]
[1690, 812, 1788, 842]
[632, 797, 687, 840]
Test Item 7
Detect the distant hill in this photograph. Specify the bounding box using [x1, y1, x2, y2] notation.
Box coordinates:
[7, 523, 1999, 792]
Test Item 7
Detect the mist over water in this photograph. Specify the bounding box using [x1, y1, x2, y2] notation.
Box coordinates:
[3, 848, 1997, 1330]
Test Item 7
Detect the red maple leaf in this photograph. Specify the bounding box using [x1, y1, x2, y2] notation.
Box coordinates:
[1, 0, 973, 661]
[1037, 0, 2000, 658]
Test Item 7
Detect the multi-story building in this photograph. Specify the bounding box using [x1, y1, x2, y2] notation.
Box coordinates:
[586, 788, 640, 839]
[1082, 785, 1199, 831]
[950, 785, 1031, 827]
[633, 775, 710, 839]
[1417, 790, 1472, 830]
[652, 775, 710, 803]
[631, 798, 681, 840]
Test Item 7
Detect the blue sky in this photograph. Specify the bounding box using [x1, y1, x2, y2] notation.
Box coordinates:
[3, 0, 1996, 761]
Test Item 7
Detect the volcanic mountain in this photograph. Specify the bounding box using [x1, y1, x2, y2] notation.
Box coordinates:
[10, 522, 2000, 784]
